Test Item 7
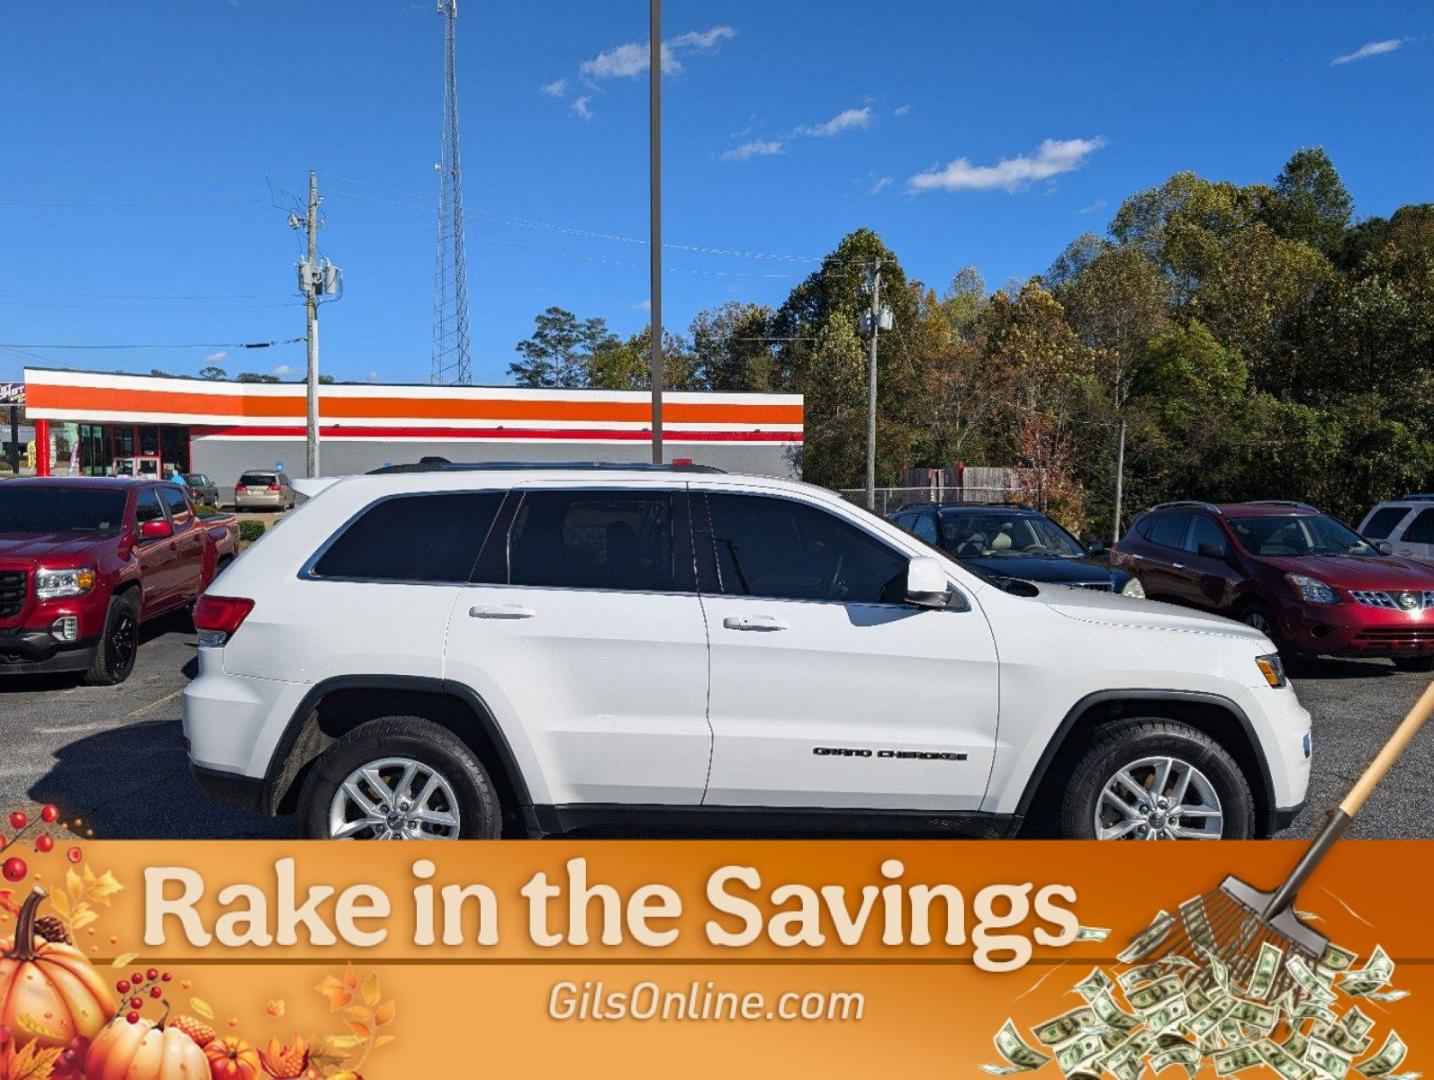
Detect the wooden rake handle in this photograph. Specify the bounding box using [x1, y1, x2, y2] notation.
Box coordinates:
[1340, 677, 1434, 818]
[1266, 677, 1434, 919]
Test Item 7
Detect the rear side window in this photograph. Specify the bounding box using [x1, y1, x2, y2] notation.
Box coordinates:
[157, 486, 191, 526]
[507, 490, 679, 592]
[309, 492, 503, 582]
[704, 492, 907, 605]
[1362, 507, 1411, 540]
[1404, 508, 1434, 544]
[1146, 512, 1191, 550]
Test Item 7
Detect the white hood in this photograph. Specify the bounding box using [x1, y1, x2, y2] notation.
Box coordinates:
[1037, 586, 1272, 646]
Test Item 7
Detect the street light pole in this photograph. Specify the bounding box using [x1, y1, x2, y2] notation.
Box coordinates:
[648, 0, 664, 464]
[304, 171, 321, 478]
[864, 260, 882, 511]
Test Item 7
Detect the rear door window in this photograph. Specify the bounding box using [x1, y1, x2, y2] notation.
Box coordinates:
[506, 489, 683, 592]
[1403, 508, 1434, 544]
[1362, 507, 1411, 540]
[1146, 512, 1191, 550]
[309, 491, 504, 583]
[157, 486, 192, 527]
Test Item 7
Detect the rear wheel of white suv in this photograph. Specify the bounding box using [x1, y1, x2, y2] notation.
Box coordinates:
[297, 716, 502, 839]
[1057, 718, 1255, 840]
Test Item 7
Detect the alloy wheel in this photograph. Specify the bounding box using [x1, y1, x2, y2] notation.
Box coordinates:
[1094, 755, 1224, 840]
[328, 756, 462, 840]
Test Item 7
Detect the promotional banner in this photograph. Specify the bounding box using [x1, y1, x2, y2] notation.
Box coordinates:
[0, 825, 1426, 1078]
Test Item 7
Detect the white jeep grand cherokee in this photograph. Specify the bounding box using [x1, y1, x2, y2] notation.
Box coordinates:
[183, 463, 1311, 841]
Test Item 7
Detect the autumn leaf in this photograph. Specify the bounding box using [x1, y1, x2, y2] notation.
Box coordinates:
[360, 972, 381, 1008]
[87, 869, 124, 905]
[46, 891, 69, 920]
[65, 869, 84, 905]
[373, 1034, 396, 1049]
[189, 997, 215, 1021]
[316, 975, 353, 1011]
[344, 1020, 371, 1040]
[342, 963, 358, 990]
[111, 952, 138, 968]
[71, 908, 98, 931]
[0, 890, 20, 917]
[2, 1041, 65, 1080]
[373, 1000, 395, 1027]
[321, 1035, 365, 1052]
[342, 1006, 371, 1025]
[265, 999, 286, 1019]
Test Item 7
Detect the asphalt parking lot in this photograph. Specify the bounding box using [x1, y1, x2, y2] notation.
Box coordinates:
[0, 619, 1430, 840]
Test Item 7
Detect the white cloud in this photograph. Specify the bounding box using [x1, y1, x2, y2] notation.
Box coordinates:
[869, 176, 893, 195]
[571, 96, 594, 121]
[632, 298, 652, 312]
[202, 350, 228, 365]
[1078, 198, 1107, 215]
[798, 106, 872, 138]
[271, 364, 295, 379]
[721, 138, 785, 162]
[1331, 38, 1407, 64]
[893, 104, 912, 117]
[580, 24, 734, 79]
[367, 370, 380, 382]
[539, 78, 567, 97]
[907, 137, 1107, 194]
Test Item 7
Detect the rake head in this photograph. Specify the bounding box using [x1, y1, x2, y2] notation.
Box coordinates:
[1147, 877, 1329, 1004]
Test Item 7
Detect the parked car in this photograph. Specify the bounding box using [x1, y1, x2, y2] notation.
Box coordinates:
[890, 503, 1145, 597]
[1111, 500, 1434, 670]
[0, 477, 239, 684]
[184, 463, 1309, 842]
[185, 472, 220, 507]
[1358, 495, 1434, 564]
[234, 470, 295, 511]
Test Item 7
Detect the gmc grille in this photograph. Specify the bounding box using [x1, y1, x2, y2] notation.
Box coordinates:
[0, 570, 26, 620]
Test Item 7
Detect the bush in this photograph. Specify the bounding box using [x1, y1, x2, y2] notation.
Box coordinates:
[238, 520, 267, 543]
[193, 503, 220, 516]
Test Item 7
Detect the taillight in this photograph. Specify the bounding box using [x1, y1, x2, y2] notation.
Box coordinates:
[194, 595, 254, 646]
[268, 483, 281, 492]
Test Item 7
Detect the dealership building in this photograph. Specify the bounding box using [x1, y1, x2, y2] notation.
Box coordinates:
[21, 367, 803, 496]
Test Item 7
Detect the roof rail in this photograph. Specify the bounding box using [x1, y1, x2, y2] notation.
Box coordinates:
[1245, 500, 1318, 510]
[1400, 493, 1434, 501]
[365, 460, 726, 476]
[1149, 500, 1221, 514]
[939, 501, 1037, 510]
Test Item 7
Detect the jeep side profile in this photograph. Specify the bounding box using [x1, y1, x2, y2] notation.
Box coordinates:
[183, 464, 1311, 841]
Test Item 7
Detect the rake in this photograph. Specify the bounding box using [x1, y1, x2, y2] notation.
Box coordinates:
[1133, 678, 1434, 1003]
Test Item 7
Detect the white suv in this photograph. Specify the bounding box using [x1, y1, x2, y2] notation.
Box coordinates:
[1358, 495, 1434, 564]
[183, 463, 1312, 840]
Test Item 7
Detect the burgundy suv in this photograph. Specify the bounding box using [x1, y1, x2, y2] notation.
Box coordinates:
[1111, 500, 1434, 670]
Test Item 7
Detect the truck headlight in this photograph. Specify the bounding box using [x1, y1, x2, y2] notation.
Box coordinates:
[1256, 653, 1287, 688]
[1120, 576, 1146, 599]
[1285, 573, 1338, 604]
[35, 566, 97, 600]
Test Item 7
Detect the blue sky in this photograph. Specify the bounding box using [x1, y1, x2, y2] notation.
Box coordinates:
[1, 1, 1430, 386]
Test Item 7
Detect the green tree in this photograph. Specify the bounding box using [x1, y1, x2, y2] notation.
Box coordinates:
[197, 365, 227, 380]
[1262, 147, 1352, 255]
[689, 301, 776, 391]
[510, 307, 620, 388]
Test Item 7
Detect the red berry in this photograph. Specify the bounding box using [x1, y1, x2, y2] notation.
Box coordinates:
[129, 997, 143, 1010]
[131, 972, 143, 985]
[126, 1012, 139, 1025]
[41, 805, 59, 824]
[8, 811, 26, 830]
[1, 857, 26, 883]
[146, 968, 158, 981]
[35, 834, 54, 853]
[161, 972, 172, 982]
[66, 846, 82, 863]
[150, 986, 162, 999]
[116, 980, 130, 994]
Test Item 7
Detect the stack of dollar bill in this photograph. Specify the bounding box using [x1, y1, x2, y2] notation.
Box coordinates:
[983, 906, 1415, 1080]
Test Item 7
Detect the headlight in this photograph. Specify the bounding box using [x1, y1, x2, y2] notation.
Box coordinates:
[35, 566, 97, 600]
[1255, 653, 1287, 688]
[1120, 576, 1146, 599]
[1285, 573, 1338, 604]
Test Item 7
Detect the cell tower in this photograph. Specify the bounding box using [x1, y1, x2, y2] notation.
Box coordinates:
[431, 0, 472, 385]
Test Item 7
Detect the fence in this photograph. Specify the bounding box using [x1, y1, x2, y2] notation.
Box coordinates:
[835, 486, 1026, 517]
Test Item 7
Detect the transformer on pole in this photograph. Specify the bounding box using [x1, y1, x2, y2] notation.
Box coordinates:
[432, 0, 472, 386]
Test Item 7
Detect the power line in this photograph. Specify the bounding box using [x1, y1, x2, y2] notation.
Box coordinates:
[0, 298, 303, 311]
[0, 337, 304, 350]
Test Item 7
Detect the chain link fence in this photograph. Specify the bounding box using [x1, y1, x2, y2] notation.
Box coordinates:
[835, 485, 1026, 517]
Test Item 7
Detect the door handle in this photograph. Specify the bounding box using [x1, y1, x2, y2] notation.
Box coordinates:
[722, 615, 788, 632]
[469, 603, 536, 620]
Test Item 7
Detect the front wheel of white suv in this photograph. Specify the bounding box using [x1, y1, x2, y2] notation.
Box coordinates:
[1056, 718, 1256, 840]
[297, 716, 502, 840]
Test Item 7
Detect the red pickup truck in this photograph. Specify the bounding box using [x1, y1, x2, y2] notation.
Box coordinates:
[0, 476, 239, 684]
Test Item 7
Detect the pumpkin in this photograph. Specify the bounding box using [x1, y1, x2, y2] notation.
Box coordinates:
[85, 1013, 208, 1080]
[0, 888, 115, 1050]
[204, 1036, 262, 1080]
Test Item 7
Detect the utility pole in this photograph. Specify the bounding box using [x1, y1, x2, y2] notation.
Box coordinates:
[304, 171, 321, 478]
[862, 260, 885, 511]
[1112, 416, 1126, 543]
[648, 0, 664, 464]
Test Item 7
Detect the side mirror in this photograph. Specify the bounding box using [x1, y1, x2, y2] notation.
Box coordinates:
[1196, 541, 1228, 559]
[1085, 538, 1106, 556]
[1376, 541, 1394, 556]
[905, 556, 951, 608]
[139, 519, 173, 541]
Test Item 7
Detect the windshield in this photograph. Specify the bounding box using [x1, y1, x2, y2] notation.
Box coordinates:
[188, 474, 209, 485]
[0, 487, 129, 534]
[940, 511, 1085, 558]
[1228, 514, 1377, 557]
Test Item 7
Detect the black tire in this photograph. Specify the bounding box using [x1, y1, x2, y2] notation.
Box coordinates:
[298, 716, 502, 840]
[82, 590, 140, 686]
[1392, 655, 1434, 672]
[1056, 718, 1256, 840]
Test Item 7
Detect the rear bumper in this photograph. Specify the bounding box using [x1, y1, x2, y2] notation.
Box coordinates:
[0, 627, 98, 675]
[1279, 604, 1434, 657]
[234, 493, 285, 509]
